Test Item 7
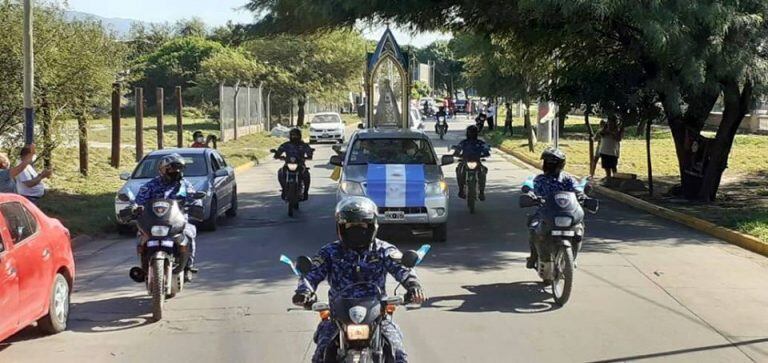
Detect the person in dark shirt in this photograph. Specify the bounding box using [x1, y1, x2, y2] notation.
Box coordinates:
[452, 125, 491, 200]
[274, 128, 314, 201]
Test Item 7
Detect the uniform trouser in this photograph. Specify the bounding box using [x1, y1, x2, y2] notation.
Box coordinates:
[313, 319, 407, 363]
[455, 162, 488, 194]
[487, 116, 495, 130]
[277, 167, 311, 196]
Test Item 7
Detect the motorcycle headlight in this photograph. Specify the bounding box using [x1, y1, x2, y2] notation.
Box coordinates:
[287, 163, 299, 171]
[425, 180, 448, 196]
[554, 216, 574, 227]
[340, 180, 365, 196]
[345, 324, 371, 341]
[466, 161, 478, 170]
[151, 225, 170, 237]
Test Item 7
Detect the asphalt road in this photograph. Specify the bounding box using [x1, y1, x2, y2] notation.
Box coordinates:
[2, 117, 767, 363]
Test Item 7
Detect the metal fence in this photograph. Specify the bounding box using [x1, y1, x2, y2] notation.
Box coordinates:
[219, 83, 266, 141]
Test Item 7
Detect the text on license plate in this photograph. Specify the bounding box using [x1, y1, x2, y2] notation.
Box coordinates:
[384, 211, 406, 220]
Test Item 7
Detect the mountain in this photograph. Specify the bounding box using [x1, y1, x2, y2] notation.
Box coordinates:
[64, 11, 144, 38]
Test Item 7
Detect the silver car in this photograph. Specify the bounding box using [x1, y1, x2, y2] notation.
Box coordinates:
[115, 148, 237, 232]
[330, 129, 454, 241]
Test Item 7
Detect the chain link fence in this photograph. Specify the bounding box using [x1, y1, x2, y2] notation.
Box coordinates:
[219, 83, 266, 141]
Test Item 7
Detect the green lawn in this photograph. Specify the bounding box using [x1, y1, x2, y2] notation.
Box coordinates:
[32, 116, 282, 237]
[486, 116, 768, 242]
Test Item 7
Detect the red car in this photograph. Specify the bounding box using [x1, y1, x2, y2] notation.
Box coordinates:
[0, 193, 75, 342]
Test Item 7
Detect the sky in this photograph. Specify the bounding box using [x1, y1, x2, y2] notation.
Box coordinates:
[65, 0, 451, 47]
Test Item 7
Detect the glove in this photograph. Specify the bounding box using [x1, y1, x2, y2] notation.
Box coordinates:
[292, 292, 315, 308]
[404, 280, 426, 304]
[133, 206, 144, 217]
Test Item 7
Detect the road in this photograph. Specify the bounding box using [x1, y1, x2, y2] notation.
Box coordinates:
[2, 117, 767, 362]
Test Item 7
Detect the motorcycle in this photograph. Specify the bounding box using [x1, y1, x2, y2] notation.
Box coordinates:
[435, 115, 448, 140]
[271, 149, 314, 217]
[118, 191, 206, 321]
[475, 113, 487, 133]
[280, 245, 431, 363]
[519, 177, 598, 306]
[450, 145, 488, 214]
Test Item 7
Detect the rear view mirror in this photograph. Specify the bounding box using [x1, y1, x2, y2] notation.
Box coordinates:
[119, 172, 131, 181]
[440, 155, 455, 166]
[117, 193, 131, 202]
[296, 256, 313, 275]
[521, 185, 532, 194]
[519, 194, 539, 208]
[269, 149, 277, 154]
[331, 144, 342, 154]
[401, 250, 420, 268]
[192, 192, 207, 199]
[329, 155, 343, 167]
[583, 198, 600, 214]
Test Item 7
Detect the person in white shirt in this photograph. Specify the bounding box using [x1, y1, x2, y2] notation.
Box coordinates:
[598, 116, 623, 179]
[15, 145, 52, 203]
[0, 152, 31, 194]
[486, 102, 496, 130]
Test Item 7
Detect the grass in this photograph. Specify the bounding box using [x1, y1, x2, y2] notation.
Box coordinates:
[485, 116, 768, 242]
[29, 116, 282, 237]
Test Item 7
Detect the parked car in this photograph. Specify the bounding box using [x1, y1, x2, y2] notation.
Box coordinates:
[330, 129, 454, 242]
[0, 193, 75, 342]
[309, 112, 345, 144]
[115, 148, 237, 232]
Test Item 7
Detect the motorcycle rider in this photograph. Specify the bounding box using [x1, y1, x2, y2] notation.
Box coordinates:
[434, 105, 448, 134]
[274, 128, 314, 201]
[292, 197, 426, 363]
[134, 153, 200, 274]
[526, 147, 585, 269]
[453, 125, 490, 200]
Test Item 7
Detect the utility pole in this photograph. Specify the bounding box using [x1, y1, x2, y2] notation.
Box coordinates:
[23, 0, 34, 145]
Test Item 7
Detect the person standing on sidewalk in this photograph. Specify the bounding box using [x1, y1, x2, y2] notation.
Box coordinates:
[486, 101, 496, 130]
[598, 116, 623, 179]
[504, 102, 514, 136]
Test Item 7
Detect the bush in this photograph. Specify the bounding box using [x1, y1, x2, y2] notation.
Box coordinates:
[182, 106, 206, 119]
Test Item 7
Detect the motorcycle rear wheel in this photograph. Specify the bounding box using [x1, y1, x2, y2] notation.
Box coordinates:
[150, 259, 165, 321]
[551, 247, 574, 306]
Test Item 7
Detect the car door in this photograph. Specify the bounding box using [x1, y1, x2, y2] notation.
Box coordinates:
[0, 202, 51, 325]
[213, 152, 235, 206]
[208, 152, 229, 213]
[0, 214, 20, 340]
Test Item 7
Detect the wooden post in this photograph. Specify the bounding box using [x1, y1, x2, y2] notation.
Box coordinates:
[585, 108, 597, 177]
[110, 82, 121, 168]
[233, 81, 240, 140]
[156, 87, 164, 149]
[176, 86, 183, 148]
[646, 118, 654, 196]
[135, 88, 144, 161]
[78, 111, 88, 176]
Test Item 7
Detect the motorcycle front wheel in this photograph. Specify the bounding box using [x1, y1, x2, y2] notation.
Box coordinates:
[467, 178, 477, 214]
[150, 258, 165, 321]
[551, 246, 574, 306]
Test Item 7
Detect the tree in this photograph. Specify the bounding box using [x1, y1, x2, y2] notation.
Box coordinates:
[411, 80, 431, 99]
[209, 21, 249, 47]
[126, 22, 174, 63]
[175, 17, 208, 38]
[246, 0, 768, 201]
[415, 41, 464, 97]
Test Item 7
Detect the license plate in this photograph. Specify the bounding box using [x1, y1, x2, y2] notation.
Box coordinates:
[322, 133, 330, 137]
[147, 240, 174, 248]
[385, 211, 406, 220]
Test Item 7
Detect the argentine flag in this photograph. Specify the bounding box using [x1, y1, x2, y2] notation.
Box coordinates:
[367, 164, 426, 208]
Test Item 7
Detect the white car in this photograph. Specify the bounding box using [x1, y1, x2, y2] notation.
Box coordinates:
[309, 112, 345, 144]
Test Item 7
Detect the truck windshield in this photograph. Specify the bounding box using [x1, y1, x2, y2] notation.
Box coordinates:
[348, 138, 436, 165]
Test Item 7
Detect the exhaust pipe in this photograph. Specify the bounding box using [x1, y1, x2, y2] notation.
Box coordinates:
[129, 267, 145, 283]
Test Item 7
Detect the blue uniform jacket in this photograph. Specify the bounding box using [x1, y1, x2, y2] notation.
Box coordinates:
[533, 172, 583, 199]
[455, 139, 491, 160]
[135, 177, 198, 207]
[275, 141, 314, 164]
[297, 239, 417, 301]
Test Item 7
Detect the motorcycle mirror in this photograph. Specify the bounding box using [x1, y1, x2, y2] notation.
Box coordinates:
[269, 149, 277, 154]
[192, 192, 207, 199]
[519, 194, 539, 208]
[401, 250, 420, 268]
[296, 256, 313, 275]
[583, 183, 594, 196]
[583, 198, 600, 214]
[521, 185, 532, 194]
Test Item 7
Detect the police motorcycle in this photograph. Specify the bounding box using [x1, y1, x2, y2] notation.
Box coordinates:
[280, 245, 431, 363]
[117, 191, 206, 321]
[270, 148, 314, 217]
[518, 177, 599, 306]
[435, 114, 448, 140]
[449, 144, 489, 214]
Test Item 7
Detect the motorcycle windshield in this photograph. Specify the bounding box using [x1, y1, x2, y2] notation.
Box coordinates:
[138, 199, 187, 234]
[331, 282, 383, 325]
[542, 192, 584, 224]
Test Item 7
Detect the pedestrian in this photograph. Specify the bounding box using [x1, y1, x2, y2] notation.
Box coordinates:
[504, 102, 513, 136]
[598, 116, 623, 179]
[190, 130, 208, 148]
[15, 145, 52, 203]
[0, 151, 31, 193]
[486, 101, 496, 130]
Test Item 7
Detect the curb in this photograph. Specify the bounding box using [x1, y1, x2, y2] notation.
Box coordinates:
[494, 144, 768, 257]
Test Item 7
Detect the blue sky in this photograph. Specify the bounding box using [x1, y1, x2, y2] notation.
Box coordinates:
[65, 0, 450, 47]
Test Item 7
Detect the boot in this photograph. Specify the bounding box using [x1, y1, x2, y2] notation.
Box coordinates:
[458, 186, 466, 199]
[479, 189, 486, 201]
[302, 190, 309, 201]
[280, 190, 287, 200]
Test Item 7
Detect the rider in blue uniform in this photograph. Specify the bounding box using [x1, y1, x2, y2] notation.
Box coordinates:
[527, 148, 585, 269]
[275, 128, 314, 201]
[453, 125, 491, 200]
[292, 197, 426, 363]
[134, 153, 200, 273]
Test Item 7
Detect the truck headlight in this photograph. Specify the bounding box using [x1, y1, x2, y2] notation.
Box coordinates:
[426, 181, 448, 196]
[340, 180, 365, 196]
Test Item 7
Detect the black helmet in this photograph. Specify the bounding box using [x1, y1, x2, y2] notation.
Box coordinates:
[541, 147, 566, 176]
[289, 128, 302, 143]
[158, 153, 186, 183]
[466, 125, 479, 140]
[336, 197, 379, 251]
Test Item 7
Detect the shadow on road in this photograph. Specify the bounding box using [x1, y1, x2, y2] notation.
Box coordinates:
[67, 295, 154, 333]
[425, 282, 561, 314]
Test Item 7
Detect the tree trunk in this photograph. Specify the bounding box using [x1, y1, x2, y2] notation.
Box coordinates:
[523, 100, 536, 152]
[77, 111, 88, 176]
[646, 116, 654, 197]
[584, 108, 596, 177]
[39, 90, 52, 170]
[697, 80, 752, 201]
[297, 96, 306, 127]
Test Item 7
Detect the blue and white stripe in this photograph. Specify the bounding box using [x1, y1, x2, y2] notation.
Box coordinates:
[367, 164, 426, 207]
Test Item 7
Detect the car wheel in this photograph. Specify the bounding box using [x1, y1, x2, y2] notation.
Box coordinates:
[226, 187, 238, 217]
[433, 223, 448, 242]
[202, 197, 218, 231]
[38, 273, 69, 334]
